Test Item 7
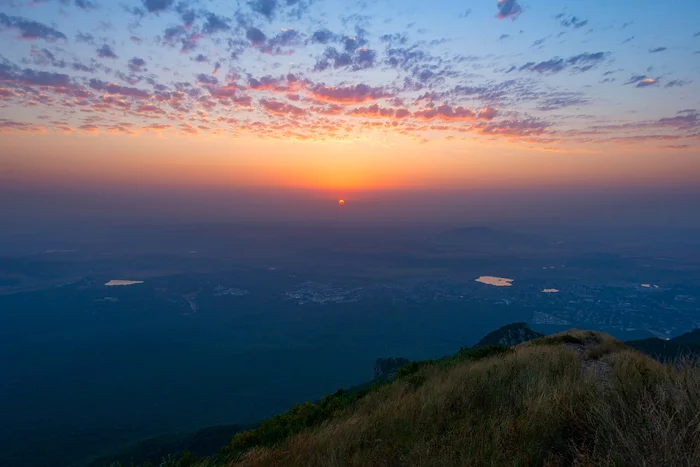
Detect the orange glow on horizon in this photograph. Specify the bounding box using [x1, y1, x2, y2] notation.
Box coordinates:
[338, 199, 345, 205]
[1, 131, 699, 194]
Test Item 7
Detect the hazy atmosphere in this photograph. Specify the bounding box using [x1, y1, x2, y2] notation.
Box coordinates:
[1, 0, 699, 466]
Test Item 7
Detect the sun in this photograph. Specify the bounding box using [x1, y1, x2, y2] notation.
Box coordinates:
[338, 199, 345, 205]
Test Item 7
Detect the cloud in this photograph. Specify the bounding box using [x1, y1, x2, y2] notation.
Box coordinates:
[661, 145, 692, 150]
[128, 57, 146, 73]
[625, 75, 659, 87]
[309, 84, 390, 104]
[75, 31, 95, 44]
[520, 52, 608, 74]
[74, 0, 97, 9]
[649, 47, 667, 53]
[259, 98, 306, 116]
[380, 33, 408, 46]
[0, 63, 73, 90]
[0, 13, 67, 42]
[348, 104, 409, 119]
[384, 46, 438, 72]
[88, 79, 150, 99]
[202, 13, 230, 34]
[665, 80, 690, 88]
[176, 3, 196, 26]
[657, 109, 698, 130]
[413, 104, 497, 122]
[249, 0, 277, 20]
[97, 44, 117, 59]
[473, 118, 549, 137]
[560, 16, 588, 29]
[134, 103, 164, 115]
[28, 47, 66, 68]
[197, 73, 218, 85]
[246, 27, 267, 46]
[311, 28, 336, 44]
[206, 84, 252, 106]
[536, 93, 588, 111]
[0, 119, 44, 133]
[314, 45, 376, 71]
[496, 0, 522, 20]
[263, 28, 302, 54]
[142, 0, 173, 13]
[520, 59, 566, 74]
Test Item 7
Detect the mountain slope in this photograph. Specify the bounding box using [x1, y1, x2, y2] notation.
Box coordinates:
[105, 327, 700, 467]
[161, 331, 698, 467]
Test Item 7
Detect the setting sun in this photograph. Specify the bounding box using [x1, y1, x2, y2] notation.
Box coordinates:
[338, 200, 345, 205]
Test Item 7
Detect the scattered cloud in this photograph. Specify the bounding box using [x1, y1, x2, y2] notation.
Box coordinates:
[459, 9, 472, 19]
[142, 0, 173, 13]
[560, 16, 588, 29]
[0, 13, 67, 42]
[413, 104, 497, 122]
[348, 104, 410, 119]
[311, 28, 336, 44]
[96, 44, 117, 59]
[665, 80, 690, 88]
[496, 0, 522, 20]
[202, 13, 230, 35]
[128, 57, 146, 73]
[309, 84, 390, 104]
[649, 47, 667, 53]
[246, 27, 267, 46]
[259, 98, 306, 116]
[625, 75, 659, 87]
[520, 52, 608, 74]
[75, 0, 97, 10]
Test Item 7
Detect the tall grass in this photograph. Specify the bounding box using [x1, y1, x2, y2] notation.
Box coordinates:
[208, 338, 700, 467]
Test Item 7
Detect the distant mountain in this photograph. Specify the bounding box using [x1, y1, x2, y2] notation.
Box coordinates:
[626, 328, 700, 362]
[670, 329, 700, 345]
[436, 227, 549, 248]
[472, 322, 544, 349]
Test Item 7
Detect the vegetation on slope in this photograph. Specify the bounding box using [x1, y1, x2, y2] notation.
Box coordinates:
[471, 322, 543, 349]
[109, 330, 700, 467]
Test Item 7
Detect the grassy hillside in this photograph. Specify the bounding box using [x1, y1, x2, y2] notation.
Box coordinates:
[114, 330, 700, 466]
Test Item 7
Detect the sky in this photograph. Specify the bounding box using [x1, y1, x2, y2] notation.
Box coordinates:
[1, 0, 699, 227]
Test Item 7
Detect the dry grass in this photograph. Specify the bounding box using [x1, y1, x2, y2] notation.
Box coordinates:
[189, 331, 700, 467]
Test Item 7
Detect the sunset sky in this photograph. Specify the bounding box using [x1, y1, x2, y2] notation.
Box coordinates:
[1, 0, 699, 209]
